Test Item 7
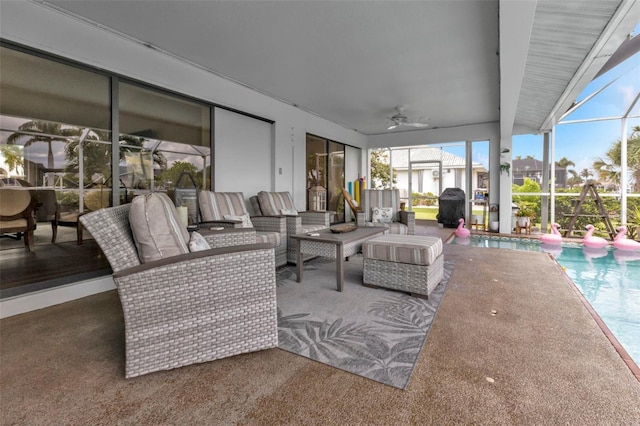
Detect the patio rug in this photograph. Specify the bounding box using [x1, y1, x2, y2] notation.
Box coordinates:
[276, 256, 453, 389]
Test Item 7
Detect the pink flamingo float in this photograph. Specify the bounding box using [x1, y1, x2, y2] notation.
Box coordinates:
[613, 226, 640, 251]
[582, 224, 608, 249]
[540, 223, 562, 245]
[455, 218, 470, 238]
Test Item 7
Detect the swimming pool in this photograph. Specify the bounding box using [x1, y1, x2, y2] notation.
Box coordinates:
[451, 235, 640, 367]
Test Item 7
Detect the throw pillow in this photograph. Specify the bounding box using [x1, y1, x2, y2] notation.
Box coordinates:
[188, 231, 211, 252]
[129, 192, 190, 263]
[280, 208, 298, 216]
[223, 213, 253, 228]
[371, 207, 393, 223]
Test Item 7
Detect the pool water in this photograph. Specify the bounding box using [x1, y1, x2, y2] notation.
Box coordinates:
[451, 235, 640, 366]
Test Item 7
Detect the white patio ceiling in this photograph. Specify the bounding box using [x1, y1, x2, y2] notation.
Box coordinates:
[43, 0, 640, 137]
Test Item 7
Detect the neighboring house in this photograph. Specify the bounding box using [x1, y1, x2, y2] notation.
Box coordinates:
[512, 158, 567, 187]
[389, 147, 487, 199]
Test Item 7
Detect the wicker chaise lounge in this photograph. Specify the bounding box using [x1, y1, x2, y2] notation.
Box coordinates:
[80, 196, 278, 378]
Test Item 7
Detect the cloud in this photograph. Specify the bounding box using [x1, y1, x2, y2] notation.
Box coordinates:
[474, 152, 489, 170]
[617, 84, 638, 108]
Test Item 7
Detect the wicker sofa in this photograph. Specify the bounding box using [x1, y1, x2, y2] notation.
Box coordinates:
[80, 197, 278, 378]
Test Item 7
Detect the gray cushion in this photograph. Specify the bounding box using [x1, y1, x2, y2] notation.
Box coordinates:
[129, 193, 190, 263]
[199, 191, 248, 221]
[362, 235, 443, 265]
[249, 196, 262, 216]
[257, 191, 296, 216]
[255, 231, 281, 247]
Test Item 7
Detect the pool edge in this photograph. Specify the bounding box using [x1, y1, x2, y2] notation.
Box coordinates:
[549, 253, 640, 383]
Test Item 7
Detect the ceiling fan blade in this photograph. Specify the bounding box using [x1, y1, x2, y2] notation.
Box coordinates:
[387, 124, 398, 130]
[405, 122, 429, 128]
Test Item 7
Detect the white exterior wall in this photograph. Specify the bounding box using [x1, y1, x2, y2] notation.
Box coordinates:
[0, 1, 367, 209]
[396, 169, 480, 199]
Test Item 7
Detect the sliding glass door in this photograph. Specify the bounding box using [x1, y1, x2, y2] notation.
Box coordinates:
[306, 134, 354, 223]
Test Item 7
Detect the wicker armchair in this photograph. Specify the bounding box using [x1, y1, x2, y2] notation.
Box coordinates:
[253, 191, 331, 264]
[357, 189, 415, 235]
[199, 191, 287, 267]
[80, 203, 278, 378]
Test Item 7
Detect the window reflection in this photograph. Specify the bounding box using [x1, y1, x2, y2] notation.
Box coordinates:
[0, 47, 212, 295]
[118, 135, 210, 195]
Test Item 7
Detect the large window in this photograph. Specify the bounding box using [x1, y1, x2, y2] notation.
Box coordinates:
[118, 82, 211, 198]
[0, 44, 212, 296]
[0, 46, 113, 227]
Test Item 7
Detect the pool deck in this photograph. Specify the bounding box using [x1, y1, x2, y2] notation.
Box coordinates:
[442, 225, 640, 381]
[1, 220, 639, 424]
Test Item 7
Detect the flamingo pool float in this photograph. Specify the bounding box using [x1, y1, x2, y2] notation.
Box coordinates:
[540, 223, 562, 245]
[455, 218, 470, 238]
[583, 224, 608, 249]
[613, 226, 640, 252]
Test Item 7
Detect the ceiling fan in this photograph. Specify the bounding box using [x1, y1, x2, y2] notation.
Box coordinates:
[387, 106, 429, 130]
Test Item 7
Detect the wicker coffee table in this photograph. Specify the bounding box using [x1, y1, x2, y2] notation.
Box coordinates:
[291, 226, 386, 292]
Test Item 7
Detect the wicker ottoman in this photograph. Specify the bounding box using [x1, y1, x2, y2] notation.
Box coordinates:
[362, 235, 444, 299]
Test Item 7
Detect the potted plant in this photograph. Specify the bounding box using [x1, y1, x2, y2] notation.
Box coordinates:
[515, 203, 535, 227]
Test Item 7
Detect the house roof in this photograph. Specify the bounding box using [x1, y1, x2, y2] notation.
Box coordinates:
[512, 158, 566, 172]
[28, 1, 639, 139]
[389, 147, 485, 171]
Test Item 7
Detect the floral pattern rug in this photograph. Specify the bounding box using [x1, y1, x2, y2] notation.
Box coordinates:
[276, 256, 453, 389]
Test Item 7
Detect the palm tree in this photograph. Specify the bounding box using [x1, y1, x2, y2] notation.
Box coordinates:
[556, 157, 575, 169]
[580, 168, 593, 182]
[593, 126, 640, 192]
[593, 155, 619, 188]
[7, 120, 83, 185]
[64, 132, 167, 188]
[0, 144, 24, 174]
[567, 175, 583, 189]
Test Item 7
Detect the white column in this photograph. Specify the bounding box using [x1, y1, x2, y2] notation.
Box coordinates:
[465, 141, 473, 226]
[499, 136, 513, 233]
[550, 128, 556, 225]
[621, 117, 628, 224]
[541, 132, 550, 232]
